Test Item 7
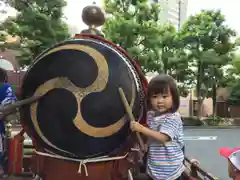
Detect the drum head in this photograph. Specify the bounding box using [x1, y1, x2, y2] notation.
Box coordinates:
[20, 37, 145, 159]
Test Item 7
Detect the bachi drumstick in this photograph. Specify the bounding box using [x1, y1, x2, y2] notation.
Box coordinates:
[118, 87, 145, 152]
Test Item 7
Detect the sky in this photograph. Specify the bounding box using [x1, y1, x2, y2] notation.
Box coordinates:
[1, 0, 240, 35]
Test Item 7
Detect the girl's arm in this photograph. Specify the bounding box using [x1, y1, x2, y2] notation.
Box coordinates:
[131, 114, 181, 144]
[132, 122, 170, 143]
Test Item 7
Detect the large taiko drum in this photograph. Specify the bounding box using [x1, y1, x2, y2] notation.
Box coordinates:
[20, 35, 147, 160]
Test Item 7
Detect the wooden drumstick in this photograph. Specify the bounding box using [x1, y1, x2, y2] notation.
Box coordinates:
[0, 95, 44, 119]
[118, 88, 145, 152]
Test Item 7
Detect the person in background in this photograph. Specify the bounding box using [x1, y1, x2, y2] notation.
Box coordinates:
[0, 68, 17, 106]
[0, 120, 5, 177]
[0, 68, 16, 177]
[219, 147, 240, 180]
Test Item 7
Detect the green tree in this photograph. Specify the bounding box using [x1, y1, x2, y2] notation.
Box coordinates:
[157, 25, 188, 75]
[224, 52, 240, 103]
[102, 0, 190, 88]
[102, 0, 164, 73]
[0, 0, 70, 67]
[159, 28, 192, 96]
[0, 30, 20, 51]
[0, 31, 7, 50]
[227, 53, 240, 76]
[179, 10, 236, 118]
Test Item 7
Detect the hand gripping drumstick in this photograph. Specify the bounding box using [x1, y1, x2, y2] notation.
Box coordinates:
[0, 95, 43, 120]
[118, 87, 145, 152]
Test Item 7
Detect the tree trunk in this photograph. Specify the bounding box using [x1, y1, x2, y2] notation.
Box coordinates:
[196, 60, 202, 119]
[162, 49, 167, 74]
[199, 99, 204, 119]
[163, 60, 167, 73]
[164, 68, 167, 74]
[212, 79, 217, 118]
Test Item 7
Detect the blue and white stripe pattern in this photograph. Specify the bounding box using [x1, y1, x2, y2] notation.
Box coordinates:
[1, 86, 16, 105]
[147, 112, 185, 180]
[0, 83, 16, 152]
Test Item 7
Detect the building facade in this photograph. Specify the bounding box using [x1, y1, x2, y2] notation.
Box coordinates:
[153, 0, 188, 30]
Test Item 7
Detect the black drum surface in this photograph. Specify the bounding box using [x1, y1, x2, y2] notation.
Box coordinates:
[20, 38, 145, 159]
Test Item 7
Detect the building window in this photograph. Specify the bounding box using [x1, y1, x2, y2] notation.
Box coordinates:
[168, 16, 179, 23]
[168, 10, 179, 19]
[170, 7, 179, 13]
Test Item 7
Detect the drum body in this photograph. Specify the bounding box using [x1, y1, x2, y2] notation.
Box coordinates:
[20, 35, 147, 160]
[29, 134, 141, 180]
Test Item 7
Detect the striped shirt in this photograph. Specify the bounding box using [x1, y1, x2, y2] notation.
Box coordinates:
[0, 84, 16, 106]
[0, 84, 16, 152]
[147, 111, 185, 180]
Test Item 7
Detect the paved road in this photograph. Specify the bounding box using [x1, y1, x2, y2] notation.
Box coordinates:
[184, 128, 240, 180]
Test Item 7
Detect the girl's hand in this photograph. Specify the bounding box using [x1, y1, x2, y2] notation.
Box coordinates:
[191, 159, 200, 167]
[130, 121, 142, 132]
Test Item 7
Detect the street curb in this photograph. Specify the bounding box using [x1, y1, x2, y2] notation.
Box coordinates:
[184, 125, 240, 129]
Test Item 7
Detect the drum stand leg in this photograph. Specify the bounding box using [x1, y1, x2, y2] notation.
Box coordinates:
[128, 169, 134, 180]
[32, 174, 42, 180]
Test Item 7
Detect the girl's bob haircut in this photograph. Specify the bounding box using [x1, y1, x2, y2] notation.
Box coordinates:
[147, 74, 180, 113]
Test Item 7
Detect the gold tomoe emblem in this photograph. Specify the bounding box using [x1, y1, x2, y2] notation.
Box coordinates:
[30, 43, 135, 154]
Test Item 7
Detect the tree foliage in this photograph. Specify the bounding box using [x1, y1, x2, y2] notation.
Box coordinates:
[102, 0, 164, 73]
[0, 0, 70, 67]
[102, 0, 192, 93]
[102, 2, 240, 114]
[0, 31, 7, 50]
[179, 10, 236, 116]
[225, 53, 240, 102]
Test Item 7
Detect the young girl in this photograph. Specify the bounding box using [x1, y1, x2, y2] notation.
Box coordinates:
[131, 74, 184, 180]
